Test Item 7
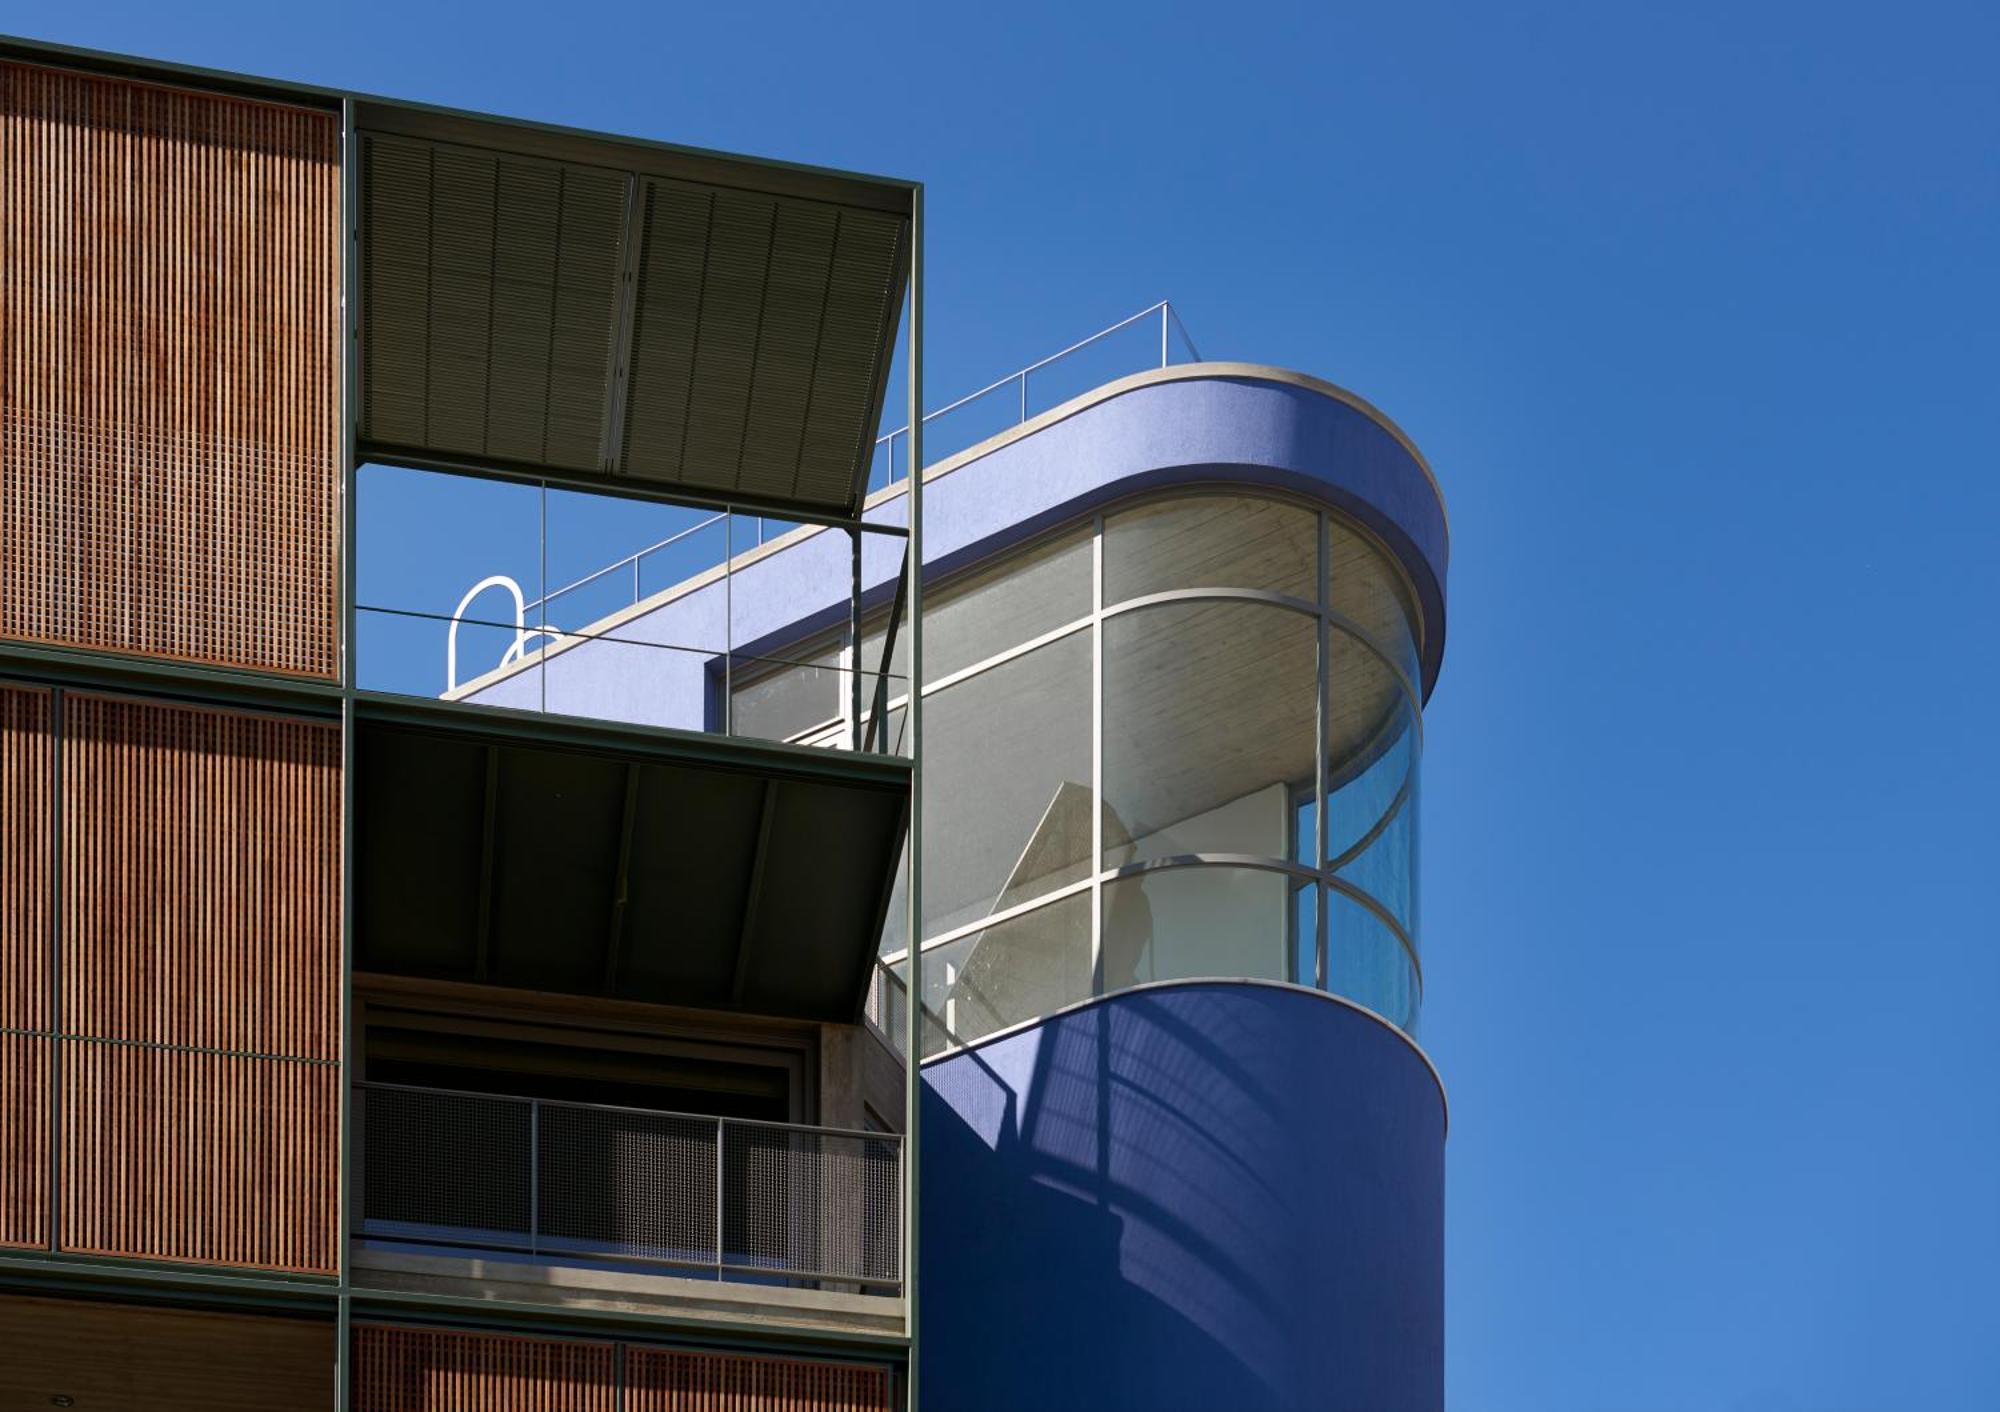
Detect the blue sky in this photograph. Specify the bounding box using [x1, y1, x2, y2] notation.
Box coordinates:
[9, 2, 1997, 1406]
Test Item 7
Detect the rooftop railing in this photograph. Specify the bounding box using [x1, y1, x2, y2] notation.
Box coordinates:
[355, 1081, 903, 1291]
[437, 302, 1202, 694]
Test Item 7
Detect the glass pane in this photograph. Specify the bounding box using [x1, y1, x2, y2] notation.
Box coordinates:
[863, 527, 1092, 688]
[1101, 866, 1294, 992]
[532, 633, 708, 733]
[730, 639, 846, 744]
[1333, 750, 1419, 934]
[357, 464, 543, 699]
[1329, 515, 1419, 688]
[1326, 624, 1413, 811]
[544, 489, 731, 639]
[731, 512, 851, 682]
[1290, 880, 1318, 987]
[1104, 495, 1318, 604]
[924, 892, 1090, 1046]
[924, 632, 1092, 938]
[1102, 601, 1316, 866]
[1327, 888, 1420, 1033]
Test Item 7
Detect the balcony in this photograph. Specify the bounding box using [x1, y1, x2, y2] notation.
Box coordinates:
[354, 1082, 902, 1293]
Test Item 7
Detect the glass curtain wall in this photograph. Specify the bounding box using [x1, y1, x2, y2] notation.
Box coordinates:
[735, 491, 1425, 1045]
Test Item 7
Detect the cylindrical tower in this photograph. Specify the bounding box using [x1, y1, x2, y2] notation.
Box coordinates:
[909, 363, 1449, 1412]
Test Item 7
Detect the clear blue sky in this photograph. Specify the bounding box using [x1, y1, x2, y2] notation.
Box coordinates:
[10, 2, 1997, 1406]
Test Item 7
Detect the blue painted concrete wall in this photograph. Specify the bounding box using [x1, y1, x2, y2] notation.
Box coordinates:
[921, 981, 1444, 1412]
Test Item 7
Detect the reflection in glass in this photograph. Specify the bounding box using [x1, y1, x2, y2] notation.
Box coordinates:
[923, 631, 1093, 939]
[1327, 888, 1419, 1034]
[858, 491, 1429, 1051]
[1102, 867, 1294, 989]
[1102, 601, 1316, 866]
[931, 892, 1090, 1046]
[863, 527, 1091, 688]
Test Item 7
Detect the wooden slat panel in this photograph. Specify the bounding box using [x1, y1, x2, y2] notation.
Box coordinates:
[56, 692, 340, 1273]
[0, 684, 51, 1032]
[352, 1325, 616, 1412]
[0, 1034, 49, 1250]
[60, 1040, 337, 1273]
[0, 1292, 333, 1410]
[0, 61, 339, 677]
[625, 1346, 893, 1412]
[351, 1327, 891, 1412]
[61, 693, 340, 1058]
[0, 685, 53, 1252]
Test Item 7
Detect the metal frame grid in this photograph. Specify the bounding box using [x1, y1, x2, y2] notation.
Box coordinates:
[0, 31, 928, 1409]
[864, 487, 1426, 1050]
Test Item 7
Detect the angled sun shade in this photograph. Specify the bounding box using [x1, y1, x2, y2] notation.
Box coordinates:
[357, 113, 910, 517]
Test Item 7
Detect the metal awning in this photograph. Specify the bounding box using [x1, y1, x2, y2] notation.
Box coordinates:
[352, 699, 910, 1022]
[356, 101, 911, 518]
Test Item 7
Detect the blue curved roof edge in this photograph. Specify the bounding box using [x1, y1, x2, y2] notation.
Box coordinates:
[920, 977, 1446, 1412]
[869, 363, 1450, 698]
[454, 363, 1450, 715]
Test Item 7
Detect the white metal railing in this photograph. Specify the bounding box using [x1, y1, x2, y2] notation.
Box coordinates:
[445, 302, 1202, 689]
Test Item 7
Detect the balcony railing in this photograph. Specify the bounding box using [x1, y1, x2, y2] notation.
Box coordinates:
[436, 301, 1203, 694]
[355, 1082, 903, 1291]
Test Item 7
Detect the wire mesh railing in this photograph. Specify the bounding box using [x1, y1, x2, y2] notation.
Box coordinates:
[355, 1082, 903, 1290]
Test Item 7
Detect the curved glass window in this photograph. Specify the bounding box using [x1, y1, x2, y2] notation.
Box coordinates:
[1102, 600, 1317, 866]
[843, 488, 1428, 1049]
[1101, 866, 1297, 991]
[922, 629, 1092, 939]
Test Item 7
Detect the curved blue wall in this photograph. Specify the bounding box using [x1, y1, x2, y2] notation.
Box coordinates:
[920, 981, 1444, 1412]
[462, 367, 1449, 721]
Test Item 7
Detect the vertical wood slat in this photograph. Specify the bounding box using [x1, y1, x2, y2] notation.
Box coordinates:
[61, 694, 340, 1058]
[0, 60, 339, 677]
[352, 1326, 616, 1412]
[56, 692, 340, 1273]
[350, 1326, 893, 1412]
[0, 684, 53, 1249]
[624, 1345, 893, 1412]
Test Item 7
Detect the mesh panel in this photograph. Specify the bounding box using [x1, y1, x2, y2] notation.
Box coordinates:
[536, 1103, 717, 1262]
[356, 1086, 901, 1284]
[361, 1087, 532, 1240]
[723, 1124, 902, 1283]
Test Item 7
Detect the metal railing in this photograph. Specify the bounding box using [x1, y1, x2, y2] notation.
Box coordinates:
[355, 1082, 903, 1290]
[875, 298, 1201, 487]
[444, 301, 1202, 689]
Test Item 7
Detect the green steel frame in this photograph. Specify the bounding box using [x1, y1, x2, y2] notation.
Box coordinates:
[0, 31, 927, 1409]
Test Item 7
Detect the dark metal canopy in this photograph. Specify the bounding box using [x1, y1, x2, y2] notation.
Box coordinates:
[356, 102, 912, 519]
[353, 700, 910, 1023]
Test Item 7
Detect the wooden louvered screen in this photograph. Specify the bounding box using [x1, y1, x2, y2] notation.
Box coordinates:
[0, 61, 340, 677]
[360, 134, 627, 472]
[620, 182, 903, 510]
[624, 1346, 894, 1412]
[0, 684, 52, 1249]
[351, 1326, 894, 1412]
[0, 1293, 335, 1410]
[353, 1326, 617, 1412]
[58, 693, 341, 1273]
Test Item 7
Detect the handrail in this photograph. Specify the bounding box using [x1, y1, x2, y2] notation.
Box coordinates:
[353, 1079, 904, 1290]
[447, 301, 1201, 690]
[354, 1079, 902, 1146]
[874, 299, 1200, 481]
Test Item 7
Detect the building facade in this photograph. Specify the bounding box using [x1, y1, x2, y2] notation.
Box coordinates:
[0, 36, 1447, 1412]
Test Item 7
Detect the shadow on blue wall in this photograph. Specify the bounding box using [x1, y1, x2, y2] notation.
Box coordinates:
[920, 982, 1443, 1412]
